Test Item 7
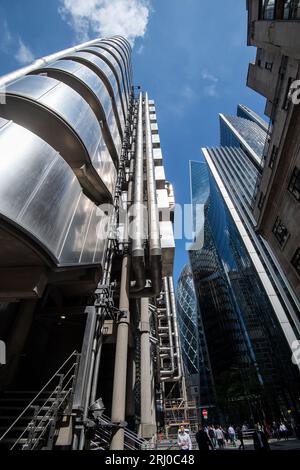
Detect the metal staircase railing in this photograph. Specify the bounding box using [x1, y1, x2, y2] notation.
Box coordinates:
[0, 350, 80, 450]
[89, 413, 154, 450]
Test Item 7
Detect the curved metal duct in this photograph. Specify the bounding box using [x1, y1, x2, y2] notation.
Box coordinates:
[32, 59, 122, 165]
[0, 75, 116, 205]
[110, 37, 131, 60]
[0, 120, 108, 269]
[99, 40, 131, 98]
[61, 51, 126, 132]
[81, 46, 128, 114]
[112, 36, 133, 84]
[88, 43, 130, 101]
[131, 92, 146, 290]
[0, 37, 106, 89]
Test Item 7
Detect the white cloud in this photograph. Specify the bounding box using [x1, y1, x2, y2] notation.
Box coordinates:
[0, 18, 34, 66]
[201, 71, 218, 83]
[14, 39, 35, 65]
[201, 70, 219, 98]
[0, 19, 13, 53]
[204, 84, 218, 97]
[181, 85, 196, 102]
[59, 0, 152, 45]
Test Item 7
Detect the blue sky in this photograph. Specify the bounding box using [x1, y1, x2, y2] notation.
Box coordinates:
[0, 0, 266, 282]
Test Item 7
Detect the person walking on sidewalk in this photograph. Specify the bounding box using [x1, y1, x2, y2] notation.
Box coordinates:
[236, 426, 245, 450]
[215, 425, 225, 449]
[177, 425, 192, 451]
[228, 425, 236, 447]
[196, 425, 214, 451]
[253, 424, 270, 451]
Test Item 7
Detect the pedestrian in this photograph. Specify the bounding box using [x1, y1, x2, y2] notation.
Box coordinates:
[236, 426, 245, 450]
[195, 424, 214, 451]
[242, 423, 248, 433]
[215, 425, 225, 449]
[228, 425, 236, 446]
[272, 421, 279, 440]
[208, 425, 216, 449]
[253, 424, 270, 451]
[177, 425, 192, 451]
[222, 426, 229, 445]
[279, 422, 288, 440]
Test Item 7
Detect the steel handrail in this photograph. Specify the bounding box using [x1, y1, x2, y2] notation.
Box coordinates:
[0, 350, 79, 443]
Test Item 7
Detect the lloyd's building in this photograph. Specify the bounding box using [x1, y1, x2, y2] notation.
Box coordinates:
[0, 36, 185, 450]
[189, 105, 300, 423]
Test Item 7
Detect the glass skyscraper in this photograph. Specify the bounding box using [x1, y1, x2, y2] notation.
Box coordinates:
[176, 264, 215, 409]
[188, 105, 300, 423]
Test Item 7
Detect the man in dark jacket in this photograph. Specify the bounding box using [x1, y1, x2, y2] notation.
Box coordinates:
[195, 425, 214, 451]
[253, 425, 270, 451]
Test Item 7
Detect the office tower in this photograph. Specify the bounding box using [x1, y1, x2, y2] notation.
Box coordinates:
[0, 36, 183, 450]
[246, 0, 300, 306]
[176, 264, 216, 415]
[188, 105, 300, 423]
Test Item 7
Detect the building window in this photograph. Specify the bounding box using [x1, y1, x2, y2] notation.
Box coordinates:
[288, 166, 300, 201]
[291, 248, 300, 276]
[284, 0, 300, 19]
[268, 145, 278, 168]
[260, 0, 276, 20]
[265, 62, 273, 71]
[272, 217, 290, 247]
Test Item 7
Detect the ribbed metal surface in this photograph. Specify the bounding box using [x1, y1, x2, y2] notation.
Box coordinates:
[0, 35, 131, 270]
[0, 121, 108, 267]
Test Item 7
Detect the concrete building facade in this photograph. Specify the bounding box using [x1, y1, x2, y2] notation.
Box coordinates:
[247, 0, 300, 308]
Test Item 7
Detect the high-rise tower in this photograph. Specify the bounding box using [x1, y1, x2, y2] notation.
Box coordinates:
[188, 105, 300, 423]
[0, 36, 184, 450]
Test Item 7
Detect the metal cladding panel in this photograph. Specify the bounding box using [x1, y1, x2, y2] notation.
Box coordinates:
[4, 75, 101, 162]
[0, 118, 9, 129]
[156, 189, 169, 209]
[152, 134, 160, 145]
[65, 51, 125, 130]
[2, 75, 117, 201]
[59, 196, 107, 266]
[42, 60, 122, 154]
[93, 139, 117, 195]
[85, 46, 129, 109]
[0, 121, 106, 268]
[159, 221, 175, 277]
[98, 40, 131, 95]
[155, 166, 166, 189]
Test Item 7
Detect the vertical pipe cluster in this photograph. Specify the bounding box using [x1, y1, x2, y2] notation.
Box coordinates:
[131, 93, 146, 289]
[156, 277, 182, 382]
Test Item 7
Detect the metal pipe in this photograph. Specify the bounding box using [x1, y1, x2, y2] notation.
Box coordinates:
[145, 93, 161, 261]
[0, 38, 104, 88]
[130, 93, 162, 297]
[110, 159, 134, 450]
[168, 276, 182, 381]
[139, 297, 156, 438]
[131, 92, 145, 290]
[159, 277, 175, 377]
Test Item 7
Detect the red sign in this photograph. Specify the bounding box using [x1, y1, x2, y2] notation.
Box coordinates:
[202, 409, 208, 418]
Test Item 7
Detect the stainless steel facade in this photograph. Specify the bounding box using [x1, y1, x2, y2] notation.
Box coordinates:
[0, 36, 130, 279]
[0, 36, 184, 450]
